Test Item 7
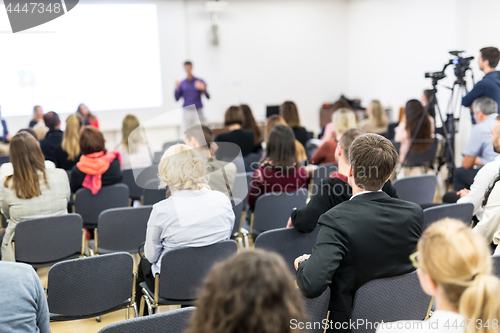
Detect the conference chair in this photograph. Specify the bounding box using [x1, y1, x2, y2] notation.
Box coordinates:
[14, 214, 84, 267]
[74, 183, 130, 229]
[47, 252, 138, 321]
[89, 206, 153, 255]
[122, 168, 146, 202]
[162, 140, 179, 152]
[351, 271, 432, 333]
[311, 163, 337, 189]
[248, 189, 308, 237]
[232, 172, 252, 211]
[405, 138, 441, 169]
[140, 240, 238, 315]
[243, 152, 262, 171]
[301, 287, 331, 333]
[423, 203, 474, 230]
[393, 174, 437, 205]
[492, 255, 500, 279]
[255, 226, 319, 274]
[98, 307, 195, 333]
[141, 179, 167, 205]
[0, 154, 10, 166]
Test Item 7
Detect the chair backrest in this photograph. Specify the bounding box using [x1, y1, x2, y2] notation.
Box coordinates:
[97, 206, 153, 253]
[121, 168, 145, 200]
[312, 163, 338, 188]
[244, 152, 262, 171]
[302, 287, 331, 333]
[423, 203, 474, 230]
[393, 174, 437, 205]
[406, 138, 440, 167]
[75, 184, 130, 228]
[253, 189, 308, 234]
[159, 240, 238, 301]
[14, 214, 83, 266]
[351, 271, 432, 333]
[162, 140, 180, 152]
[231, 198, 244, 236]
[142, 179, 167, 205]
[47, 252, 134, 319]
[0, 154, 10, 166]
[492, 255, 500, 279]
[255, 227, 319, 274]
[98, 307, 195, 333]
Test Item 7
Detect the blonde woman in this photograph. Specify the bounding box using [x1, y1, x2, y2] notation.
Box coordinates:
[116, 115, 151, 170]
[359, 100, 389, 134]
[377, 218, 500, 333]
[55, 114, 82, 170]
[136, 144, 235, 309]
[29, 105, 44, 128]
[311, 108, 356, 165]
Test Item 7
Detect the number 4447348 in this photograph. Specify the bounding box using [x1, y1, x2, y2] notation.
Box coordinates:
[6, 3, 62, 14]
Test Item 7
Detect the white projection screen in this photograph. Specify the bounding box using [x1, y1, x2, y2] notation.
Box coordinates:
[0, 3, 163, 117]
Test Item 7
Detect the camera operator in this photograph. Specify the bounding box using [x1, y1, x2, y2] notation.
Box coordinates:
[462, 47, 500, 109]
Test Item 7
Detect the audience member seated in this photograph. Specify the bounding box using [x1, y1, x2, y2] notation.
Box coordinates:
[33, 123, 48, 141]
[441, 114, 500, 221]
[322, 98, 352, 141]
[215, 106, 254, 157]
[39, 111, 63, 164]
[394, 99, 434, 164]
[70, 126, 122, 194]
[186, 250, 307, 333]
[280, 101, 309, 147]
[264, 115, 307, 165]
[377, 219, 500, 333]
[185, 125, 236, 198]
[453, 97, 499, 192]
[241, 104, 263, 153]
[0, 132, 70, 261]
[287, 128, 398, 232]
[29, 105, 44, 128]
[473, 172, 500, 253]
[77, 103, 99, 128]
[421, 89, 436, 119]
[247, 125, 308, 211]
[116, 114, 152, 170]
[55, 114, 83, 171]
[0, 108, 12, 154]
[358, 100, 389, 134]
[310, 108, 355, 165]
[294, 134, 423, 331]
[0, 261, 50, 332]
[136, 144, 234, 308]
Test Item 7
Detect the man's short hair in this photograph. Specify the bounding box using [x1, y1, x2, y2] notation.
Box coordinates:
[339, 128, 365, 162]
[184, 61, 193, 67]
[473, 97, 498, 115]
[185, 125, 213, 148]
[349, 133, 398, 191]
[43, 111, 60, 130]
[480, 47, 500, 68]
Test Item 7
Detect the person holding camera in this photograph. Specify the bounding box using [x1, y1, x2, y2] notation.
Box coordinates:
[462, 47, 500, 109]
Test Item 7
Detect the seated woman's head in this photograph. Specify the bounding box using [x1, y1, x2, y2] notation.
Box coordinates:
[224, 106, 245, 128]
[415, 218, 500, 333]
[405, 99, 432, 153]
[333, 108, 356, 139]
[121, 114, 144, 154]
[158, 144, 207, 191]
[367, 100, 388, 128]
[264, 114, 287, 143]
[79, 126, 106, 156]
[266, 125, 296, 169]
[62, 114, 83, 161]
[187, 250, 307, 333]
[280, 101, 301, 128]
[7, 132, 47, 199]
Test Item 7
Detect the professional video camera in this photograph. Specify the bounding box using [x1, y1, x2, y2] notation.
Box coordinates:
[448, 50, 474, 83]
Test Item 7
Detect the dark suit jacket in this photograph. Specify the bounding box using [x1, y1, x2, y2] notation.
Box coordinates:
[291, 177, 398, 233]
[296, 192, 423, 332]
[215, 129, 254, 157]
[40, 130, 63, 163]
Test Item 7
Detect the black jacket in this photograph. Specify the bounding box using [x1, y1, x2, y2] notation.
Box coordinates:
[462, 71, 500, 109]
[70, 157, 122, 193]
[291, 177, 398, 233]
[55, 146, 80, 171]
[40, 130, 63, 164]
[215, 129, 254, 157]
[296, 192, 423, 332]
[292, 126, 309, 148]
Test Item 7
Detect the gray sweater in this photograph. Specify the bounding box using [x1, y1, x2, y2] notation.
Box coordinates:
[0, 261, 50, 332]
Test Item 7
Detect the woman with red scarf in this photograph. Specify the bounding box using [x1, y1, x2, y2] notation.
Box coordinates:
[70, 126, 122, 194]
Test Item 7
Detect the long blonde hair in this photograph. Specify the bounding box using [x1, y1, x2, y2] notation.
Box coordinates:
[419, 219, 500, 333]
[369, 100, 388, 127]
[333, 108, 356, 137]
[121, 114, 143, 154]
[158, 144, 207, 191]
[61, 114, 82, 161]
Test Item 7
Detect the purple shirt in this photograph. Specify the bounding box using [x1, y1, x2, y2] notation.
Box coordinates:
[174, 76, 210, 109]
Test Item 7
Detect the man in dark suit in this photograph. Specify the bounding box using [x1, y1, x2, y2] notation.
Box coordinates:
[295, 133, 423, 332]
[40, 111, 63, 163]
